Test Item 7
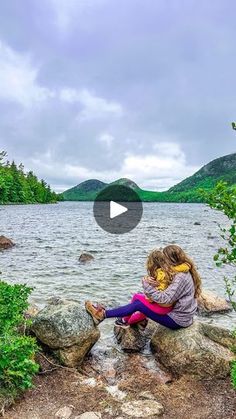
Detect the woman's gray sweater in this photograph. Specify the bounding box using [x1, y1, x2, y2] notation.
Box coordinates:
[143, 272, 197, 327]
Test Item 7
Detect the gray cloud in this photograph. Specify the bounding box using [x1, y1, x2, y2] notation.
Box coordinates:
[0, 0, 235, 192]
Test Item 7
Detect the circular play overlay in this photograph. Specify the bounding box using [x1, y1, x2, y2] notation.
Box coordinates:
[93, 184, 143, 235]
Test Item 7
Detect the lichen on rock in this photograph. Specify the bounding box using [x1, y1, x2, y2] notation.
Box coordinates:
[31, 298, 100, 367]
[197, 289, 232, 316]
[114, 320, 235, 379]
[151, 321, 235, 378]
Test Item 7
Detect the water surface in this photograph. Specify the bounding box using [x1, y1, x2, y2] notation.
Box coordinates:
[0, 202, 235, 333]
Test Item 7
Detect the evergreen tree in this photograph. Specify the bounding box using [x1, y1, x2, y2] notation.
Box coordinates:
[0, 151, 59, 204]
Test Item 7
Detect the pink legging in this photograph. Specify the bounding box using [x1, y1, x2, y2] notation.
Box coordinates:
[123, 293, 172, 325]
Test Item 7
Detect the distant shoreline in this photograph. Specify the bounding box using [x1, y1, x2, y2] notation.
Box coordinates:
[0, 201, 58, 206]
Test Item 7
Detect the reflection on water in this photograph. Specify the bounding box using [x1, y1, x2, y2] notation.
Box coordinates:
[0, 201, 235, 333]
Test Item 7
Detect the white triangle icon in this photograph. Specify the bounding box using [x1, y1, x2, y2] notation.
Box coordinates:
[110, 201, 128, 219]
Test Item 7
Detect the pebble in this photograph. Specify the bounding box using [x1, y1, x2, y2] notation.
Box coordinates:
[121, 400, 164, 417]
[75, 413, 101, 419]
[81, 377, 98, 387]
[55, 406, 73, 419]
[105, 384, 127, 400]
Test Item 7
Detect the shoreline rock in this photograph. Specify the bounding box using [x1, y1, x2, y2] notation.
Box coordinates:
[114, 320, 235, 379]
[151, 321, 235, 378]
[114, 322, 154, 352]
[197, 289, 232, 316]
[31, 298, 100, 367]
[79, 253, 94, 263]
[0, 235, 15, 249]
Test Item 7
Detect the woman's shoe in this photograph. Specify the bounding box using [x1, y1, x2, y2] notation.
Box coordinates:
[85, 301, 105, 325]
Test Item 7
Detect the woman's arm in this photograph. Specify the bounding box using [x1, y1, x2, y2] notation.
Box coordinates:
[142, 273, 188, 305]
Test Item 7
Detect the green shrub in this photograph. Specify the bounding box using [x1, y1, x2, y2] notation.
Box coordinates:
[205, 181, 236, 310]
[0, 281, 32, 333]
[0, 334, 39, 391]
[0, 280, 39, 398]
[205, 183, 236, 389]
[231, 361, 236, 389]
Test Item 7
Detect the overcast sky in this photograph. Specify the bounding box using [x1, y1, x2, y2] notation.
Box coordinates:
[0, 0, 235, 192]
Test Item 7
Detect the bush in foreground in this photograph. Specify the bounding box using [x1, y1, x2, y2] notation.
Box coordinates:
[205, 182, 236, 389]
[0, 281, 39, 404]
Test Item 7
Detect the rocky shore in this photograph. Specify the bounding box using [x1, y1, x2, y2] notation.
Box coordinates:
[5, 293, 234, 418]
[2, 291, 236, 418]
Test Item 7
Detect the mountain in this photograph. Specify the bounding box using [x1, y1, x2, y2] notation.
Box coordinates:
[110, 178, 140, 190]
[169, 153, 236, 193]
[63, 179, 107, 201]
[63, 178, 141, 201]
[62, 153, 236, 203]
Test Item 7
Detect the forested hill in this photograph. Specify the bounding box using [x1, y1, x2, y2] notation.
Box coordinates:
[168, 152, 236, 193]
[0, 151, 58, 204]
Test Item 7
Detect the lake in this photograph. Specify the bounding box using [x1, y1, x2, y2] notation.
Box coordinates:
[0, 201, 235, 334]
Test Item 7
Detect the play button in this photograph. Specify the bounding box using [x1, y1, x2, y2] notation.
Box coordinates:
[93, 184, 143, 234]
[110, 201, 128, 219]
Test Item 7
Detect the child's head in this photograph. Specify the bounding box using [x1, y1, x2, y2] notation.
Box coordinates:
[146, 249, 171, 278]
[163, 245, 202, 298]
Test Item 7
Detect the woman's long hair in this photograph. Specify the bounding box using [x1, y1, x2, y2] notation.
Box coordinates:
[163, 245, 202, 298]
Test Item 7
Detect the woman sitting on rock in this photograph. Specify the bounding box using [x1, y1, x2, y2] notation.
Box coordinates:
[85, 245, 201, 330]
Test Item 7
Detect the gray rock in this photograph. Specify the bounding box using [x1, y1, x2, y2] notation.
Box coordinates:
[121, 400, 164, 417]
[0, 235, 15, 249]
[79, 253, 94, 263]
[151, 321, 235, 378]
[197, 289, 232, 315]
[114, 321, 155, 352]
[75, 413, 101, 419]
[105, 384, 127, 400]
[55, 406, 73, 419]
[32, 299, 100, 367]
[194, 221, 201, 225]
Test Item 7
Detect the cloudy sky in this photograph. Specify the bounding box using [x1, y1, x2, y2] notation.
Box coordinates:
[0, 0, 235, 192]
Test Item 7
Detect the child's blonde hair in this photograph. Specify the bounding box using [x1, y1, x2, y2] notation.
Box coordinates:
[163, 245, 202, 298]
[146, 249, 173, 286]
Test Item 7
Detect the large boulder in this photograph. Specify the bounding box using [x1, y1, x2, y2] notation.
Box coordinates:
[151, 321, 235, 378]
[0, 235, 15, 249]
[197, 289, 232, 315]
[31, 298, 100, 367]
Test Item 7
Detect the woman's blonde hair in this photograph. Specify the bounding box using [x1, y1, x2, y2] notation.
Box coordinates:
[163, 245, 202, 298]
[146, 249, 174, 286]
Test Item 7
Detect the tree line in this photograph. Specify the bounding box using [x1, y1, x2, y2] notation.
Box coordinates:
[0, 151, 59, 204]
